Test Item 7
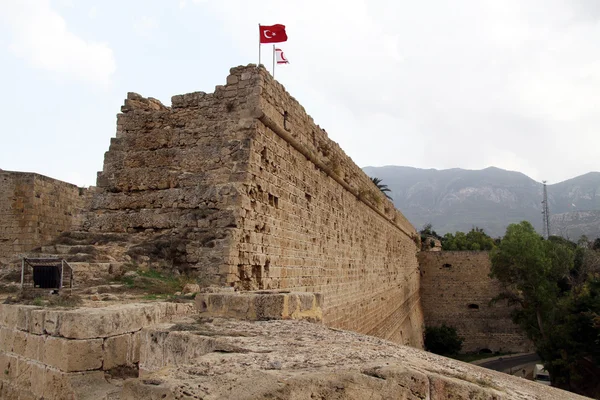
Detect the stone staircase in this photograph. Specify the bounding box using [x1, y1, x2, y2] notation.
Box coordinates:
[8, 231, 137, 288]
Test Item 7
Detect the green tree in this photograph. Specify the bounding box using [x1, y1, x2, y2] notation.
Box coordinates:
[441, 227, 494, 251]
[490, 221, 572, 341]
[369, 177, 393, 200]
[420, 223, 443, 247]
[490, 221, 600, 397]
[539, 278, 600, 394]
[420, 223, 441, 239]
[424, 324, 464, 355]
[442, 233, 458, 250]
[466, 227, 495, 250]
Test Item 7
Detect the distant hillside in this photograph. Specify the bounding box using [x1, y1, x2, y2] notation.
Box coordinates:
[362, 166, 600, 239]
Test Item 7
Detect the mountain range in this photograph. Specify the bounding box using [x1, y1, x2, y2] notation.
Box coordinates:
[362, 166, 600, 239]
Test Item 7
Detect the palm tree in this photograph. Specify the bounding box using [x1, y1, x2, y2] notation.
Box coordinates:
[370, 177, 393, 200]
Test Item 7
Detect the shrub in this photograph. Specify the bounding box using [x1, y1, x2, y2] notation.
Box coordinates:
[424, 324, 464, 355]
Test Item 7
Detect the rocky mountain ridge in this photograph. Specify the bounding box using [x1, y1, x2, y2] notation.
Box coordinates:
[362, 166, 600, 238]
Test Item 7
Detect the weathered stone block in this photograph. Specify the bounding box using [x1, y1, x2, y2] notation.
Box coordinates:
[130, 331, 141, 364]
[0, 352, 18, 380]
[16, 306, 38, 332]
[28, 362, 48, 399]
[43, 368, 76, 400]
[11, 330, 27, 356]
[56, 304, 153, 339]
[103, 334, 131, 370]
[14, 356, 37, 393]
[43, 310, 61, 336]
[44, 336, 103, 372]
[24, 332, 45, 361]
[226, 74, 239, 85]
[0, 327, 15, 352]
[0, 305, 19, 330]
[29, 309, 46, 335]
[195, 291, 323, 322]
[254, 293, 286, 319]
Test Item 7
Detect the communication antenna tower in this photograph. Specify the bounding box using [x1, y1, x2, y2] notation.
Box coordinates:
[541, 181, 550, 238]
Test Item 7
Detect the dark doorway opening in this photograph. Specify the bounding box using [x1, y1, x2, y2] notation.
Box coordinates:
[33, 266, 61, 289]
[21, 258, 73, 292]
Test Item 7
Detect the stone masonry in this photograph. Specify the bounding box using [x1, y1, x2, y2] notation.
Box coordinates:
[83, 64, 424, 347]
[419, 251, 533, 353]
[0, 171, 88, 264]
[0, 302, 194, 399]
[0, 65, 582, 400]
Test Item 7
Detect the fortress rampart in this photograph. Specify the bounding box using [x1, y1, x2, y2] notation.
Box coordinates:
[0, 66, 584, 400]
[0, 171, 87, 264]
[418, 251, 533, 353]
[83, 65, 423, 346]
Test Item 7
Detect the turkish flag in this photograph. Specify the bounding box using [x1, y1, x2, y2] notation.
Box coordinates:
[259, 24, 288, 43]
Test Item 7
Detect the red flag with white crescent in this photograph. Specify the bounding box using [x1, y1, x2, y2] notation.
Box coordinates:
[259, 24, 288, 43]
[275, 48, 289, 64]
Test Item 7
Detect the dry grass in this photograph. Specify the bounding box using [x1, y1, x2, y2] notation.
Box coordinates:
[113, 269, 195, 296]
[4, 293, 83, 308]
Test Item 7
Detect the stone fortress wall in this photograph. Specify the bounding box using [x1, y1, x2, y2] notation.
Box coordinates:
[0, 66, 533, 354]
[0, 65, 579, 400]
[418, 251, 533, 353]
[85, 65, 424, 347]
[0, 171, 87, 264]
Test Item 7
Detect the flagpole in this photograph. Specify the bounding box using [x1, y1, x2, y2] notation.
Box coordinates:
[258, 24, 261, 66]
[272, 45, 276, 78]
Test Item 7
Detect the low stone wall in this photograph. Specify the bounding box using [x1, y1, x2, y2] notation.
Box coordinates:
[0, 302, 194, 399]
[195, 290, 323, 322]
[418, 251, 533, 353]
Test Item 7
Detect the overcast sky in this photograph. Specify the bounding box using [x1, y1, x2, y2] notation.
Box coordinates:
[1, 0, 599, 187]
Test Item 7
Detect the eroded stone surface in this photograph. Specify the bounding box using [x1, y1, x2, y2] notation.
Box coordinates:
[128, 318, 587, 400]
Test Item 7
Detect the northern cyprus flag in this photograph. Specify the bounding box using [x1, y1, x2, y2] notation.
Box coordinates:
[275, 48, 289, 64]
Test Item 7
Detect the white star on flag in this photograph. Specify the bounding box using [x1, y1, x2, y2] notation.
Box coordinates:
[275, 48, 289, 64]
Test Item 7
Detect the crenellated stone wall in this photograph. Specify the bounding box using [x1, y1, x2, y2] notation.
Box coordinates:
[418, 251, 533, 353]
[83, 65, 424, 347]
[0, 171, 88, 264]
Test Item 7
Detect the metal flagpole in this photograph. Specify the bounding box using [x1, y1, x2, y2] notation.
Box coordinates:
[272, 45, 276, 78]
[258, 24, 261, 66]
